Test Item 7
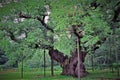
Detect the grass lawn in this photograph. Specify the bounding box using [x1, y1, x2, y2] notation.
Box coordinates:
[0, 68, 120, 80]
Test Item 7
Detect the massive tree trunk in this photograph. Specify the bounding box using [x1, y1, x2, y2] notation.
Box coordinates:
[49, 49, 88, 77]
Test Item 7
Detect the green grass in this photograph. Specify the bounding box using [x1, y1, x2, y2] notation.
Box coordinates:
[0, 68, 120, 80]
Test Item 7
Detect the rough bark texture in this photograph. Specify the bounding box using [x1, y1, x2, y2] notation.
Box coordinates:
[49, 49, 88, 77]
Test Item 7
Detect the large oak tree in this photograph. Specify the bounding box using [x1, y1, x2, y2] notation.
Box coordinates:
[0, 0, 120, 78]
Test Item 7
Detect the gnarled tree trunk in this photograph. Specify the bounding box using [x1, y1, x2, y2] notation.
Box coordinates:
[49, 49, 88, 77]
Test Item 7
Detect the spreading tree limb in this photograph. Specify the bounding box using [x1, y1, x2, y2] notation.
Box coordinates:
[18, 12, 54, 33]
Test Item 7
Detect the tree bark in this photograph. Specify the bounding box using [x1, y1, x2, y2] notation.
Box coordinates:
[49, 47, 54, 76]
[49, 49, 88, 77]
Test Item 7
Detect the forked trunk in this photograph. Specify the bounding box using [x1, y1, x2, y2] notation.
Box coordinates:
[49, 49, 88, 77]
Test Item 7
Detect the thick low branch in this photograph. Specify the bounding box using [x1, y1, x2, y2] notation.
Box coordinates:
[19, 12, 32, 19]
[49, 49, 68, 63]
[72, 25, 83, 38]
[1, 28, 28, 43]
[112, 6, 120, 22]
[18, 12, 54, 33]
[36, 16, 54, 32]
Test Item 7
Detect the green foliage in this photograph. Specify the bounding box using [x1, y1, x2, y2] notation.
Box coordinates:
[26, 49, 51, 68]
[50, 0, 84, 31]
[49, 0, 112, 51]
[0, 0, 49, 68]
[0, 30, 10, 51]
[81, 8, 111, 47]
[0, 0, 120, 71]
[54, 33, 76, 55]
